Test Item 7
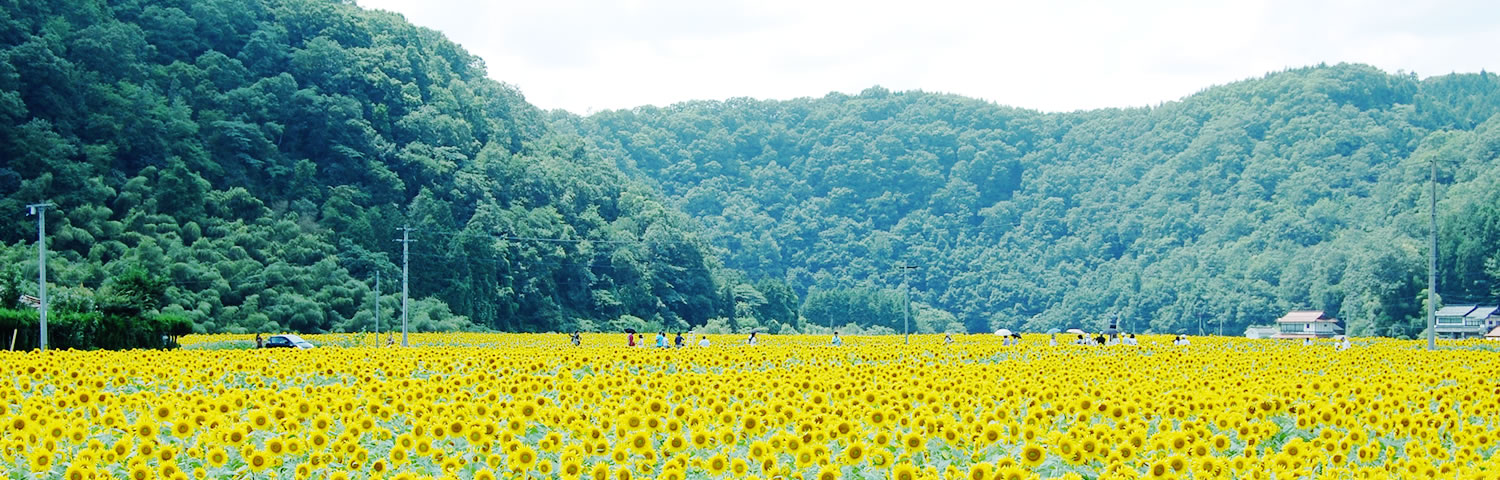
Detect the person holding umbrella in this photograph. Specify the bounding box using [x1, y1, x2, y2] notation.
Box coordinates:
[625, 328, 638, 347]
[1065, 328, 1088, 345]
[995, 328, 1014, 346]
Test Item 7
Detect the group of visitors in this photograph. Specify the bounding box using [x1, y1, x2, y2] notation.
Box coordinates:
[1044, 332, 1142, 346]
[577, 329, 1356, 349]
[602, 329, 852, 348]
[618, 331, 716, 348]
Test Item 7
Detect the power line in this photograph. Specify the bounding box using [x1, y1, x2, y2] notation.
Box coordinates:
[412, 228, 709, 247]
[405, 252, 637, 271]
[150, 250, 645, 289]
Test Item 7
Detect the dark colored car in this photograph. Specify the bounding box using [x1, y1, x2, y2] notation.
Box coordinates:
[262, 334, 315, 349]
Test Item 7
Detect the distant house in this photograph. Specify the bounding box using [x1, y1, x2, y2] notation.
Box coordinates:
[1272, 311, 1342, 339]
[1434, 305, 1483, 338]
[1470, 306, 1499, 332]
[1486, 324, 1500, 341]
[1244, 325, 1278, 339]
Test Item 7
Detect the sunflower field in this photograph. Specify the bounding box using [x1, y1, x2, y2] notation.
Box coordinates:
[4, 333, 1500, 479]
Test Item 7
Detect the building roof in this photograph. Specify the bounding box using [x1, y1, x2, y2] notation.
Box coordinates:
[1467, 306, 1498, 319]
[1276, 311, 1337, 323]
[1437, 306, 1477, 317]
[1487, 325, 1500, 338]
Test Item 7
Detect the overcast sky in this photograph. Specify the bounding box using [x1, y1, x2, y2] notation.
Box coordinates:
[357, 0, 1498, 115]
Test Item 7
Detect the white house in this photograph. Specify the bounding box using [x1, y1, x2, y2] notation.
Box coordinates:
[1435, 305, 1483, 338]
[1272, 311, 1342, 339]
[1243, 325, 1278, 339]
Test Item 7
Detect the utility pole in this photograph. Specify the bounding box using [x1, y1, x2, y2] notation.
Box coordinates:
[1427, 156, 1437, 351]
[373, 270, 380, 347]
[899, 265, 918, 344]
[27, 203, 52, 351]
[396, 226, 415, 347]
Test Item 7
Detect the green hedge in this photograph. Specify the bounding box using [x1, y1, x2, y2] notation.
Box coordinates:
[0, 308, 191, 350]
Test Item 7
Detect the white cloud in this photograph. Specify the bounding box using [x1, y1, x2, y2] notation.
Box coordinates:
[358, 0, 1500, 114]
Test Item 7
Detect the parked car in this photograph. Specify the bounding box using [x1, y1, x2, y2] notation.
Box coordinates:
[262, 334, 315, 349]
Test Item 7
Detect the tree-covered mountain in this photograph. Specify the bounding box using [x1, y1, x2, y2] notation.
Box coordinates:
[558, 65, 1500, 337]
[0, 0, 757, 335]
[4, 0, 1496, 339]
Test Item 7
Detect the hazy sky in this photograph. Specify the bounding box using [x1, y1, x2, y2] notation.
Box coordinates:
[357, 0, 1498, 114]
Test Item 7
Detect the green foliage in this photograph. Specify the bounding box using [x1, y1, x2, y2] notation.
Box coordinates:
[565, 65, 1500, 334]
[1489, 257, 1500, 299]
[0, 308, 187, 350]
[754, 278, 800, 330]
[0, 268, 19, 310]
[800, 288, 907, 333]
[97, 266, 169, 317]
[6, 0, 1495, 338]
[0, 0, 735, 335]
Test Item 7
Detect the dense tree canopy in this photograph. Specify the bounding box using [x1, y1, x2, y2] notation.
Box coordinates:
[0, 0, 736, 335]
[3, 0, 1496, 338]
[560, 65, 1500, 337]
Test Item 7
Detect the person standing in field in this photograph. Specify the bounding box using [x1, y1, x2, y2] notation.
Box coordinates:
[831, 331, 843, 346]
[674, 332, 685, 348]
[656, 331, 668, 348]
[698, 335, 710, 347]
[627, 332, 636, 347]
[570, 331, 581, 347]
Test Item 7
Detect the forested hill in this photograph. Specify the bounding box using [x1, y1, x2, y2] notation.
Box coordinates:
[0, 0, 755, 335]
[559, 65, 1500, 337]
[4, 1, 1497, 339]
